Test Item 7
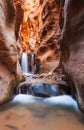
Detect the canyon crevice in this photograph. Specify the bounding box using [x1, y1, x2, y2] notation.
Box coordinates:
[0, 0, 84, 113]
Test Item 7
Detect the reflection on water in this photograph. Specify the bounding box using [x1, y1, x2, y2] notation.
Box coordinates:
[0, 95, 84, 130]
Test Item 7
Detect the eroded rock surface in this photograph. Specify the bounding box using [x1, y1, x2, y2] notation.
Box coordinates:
[19, 0, 43, 53]
[14, 0, 24, 40]
[60, 0, 84, 112]
[0, 0, 22, 104]
[36, 0, 61, 73]
[14, 0, 63, 74]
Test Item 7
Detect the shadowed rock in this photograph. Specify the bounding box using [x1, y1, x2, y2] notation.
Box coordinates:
[0, 0, 22, 104]
[29, 84, 63, 97]
[16, 82, 65, 97]
[36, 0, 64, 74]
[60, 0, 84, 112]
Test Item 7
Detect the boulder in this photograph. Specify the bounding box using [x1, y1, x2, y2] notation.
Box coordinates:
[29, 84, 63, 97]
[16, 83, 63, 97]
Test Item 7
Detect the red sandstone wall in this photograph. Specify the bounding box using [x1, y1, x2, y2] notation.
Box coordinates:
[36, 0, 61, 73]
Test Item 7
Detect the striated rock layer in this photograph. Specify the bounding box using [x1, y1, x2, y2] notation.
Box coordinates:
[0, 0, 22, 104]
[19, 0, 43, 53]
[36, 0, 62, 73]
[14, 0, 24, 40]
[14, 0, 62, 74]
[60, 0, 84, 112]
[14, 0, 64, 74]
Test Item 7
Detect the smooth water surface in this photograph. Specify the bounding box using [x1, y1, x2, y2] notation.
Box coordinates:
[0, 95, 84, 130]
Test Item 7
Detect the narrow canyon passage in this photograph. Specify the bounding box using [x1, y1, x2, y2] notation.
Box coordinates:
[0, 0, 84, 129]
[14, 0, 61, 74]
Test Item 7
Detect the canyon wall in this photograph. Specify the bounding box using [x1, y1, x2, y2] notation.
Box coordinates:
[36, 0, 62, 73]
[19, 0, 43, 53]
[0, 0, 84, 110]
[15, 0, 62, 73]
[14, 0, 24, 40]
[0, 0, 22, 104]
[0, 0, 63, 104]
[60, 0, 84, 112]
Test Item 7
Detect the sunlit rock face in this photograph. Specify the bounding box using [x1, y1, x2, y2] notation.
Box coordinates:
[36, 0, 61, 73]
[0, 0, 22, 104]
[14, 0, 62, 73]
[19, 0, 43, 53]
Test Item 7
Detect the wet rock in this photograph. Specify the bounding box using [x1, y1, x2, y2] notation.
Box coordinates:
[17, 83, 63, 97]
[58, 80, 70, 95]
[30, 84, 51, 97]
[16, 82, 31, 95]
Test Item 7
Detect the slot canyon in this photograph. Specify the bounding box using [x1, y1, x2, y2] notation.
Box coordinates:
[0, 0, 84, 129]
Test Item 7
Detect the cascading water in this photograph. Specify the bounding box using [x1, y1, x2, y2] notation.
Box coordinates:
[20, 52, 35, 75]
[19, 53, 70, 98]
[31, 53, 35, 74]
[21, 52, 29, 75]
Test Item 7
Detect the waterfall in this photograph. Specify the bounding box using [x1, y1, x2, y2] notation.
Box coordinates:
[20, 52, 35, 75]
[31, 53, 35, 66]
[31, 53, 35, 73]
[21, 52, 29, 75]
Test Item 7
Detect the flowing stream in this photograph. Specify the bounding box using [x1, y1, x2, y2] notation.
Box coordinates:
[13, 52, 84, 130]
[0, 95, 84, 130]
